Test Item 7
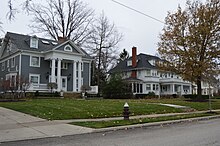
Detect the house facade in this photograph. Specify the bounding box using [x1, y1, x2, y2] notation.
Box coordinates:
[0, 32, 93, 92]
[109, 47, 192, 96]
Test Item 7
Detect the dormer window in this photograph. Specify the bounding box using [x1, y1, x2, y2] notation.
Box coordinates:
[30, 36, 38, 49]
[64, 45, 72, 52]
[149, 60, 156, 66]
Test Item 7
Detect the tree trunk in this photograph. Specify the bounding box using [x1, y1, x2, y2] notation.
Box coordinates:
[196, 76, 202, 99]
[97, 47, 102, 93]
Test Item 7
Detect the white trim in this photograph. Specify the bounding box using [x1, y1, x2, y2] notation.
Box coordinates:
[30, 36, 38, 49]
[20, 51, 44, 57]
[6, 73, 17, 87]
[19, 53, 22, 76]
[88, 62, 91, 86]
[7, 60, 9, 68]
[64, 44, 73, 52]
[57, 59, 62, 91]
[29, 74, 40, 87]
[73, 61, 76, 91]
[30, 56, 41, 67]
[1, 62, 5, 71]
[51, 40, 85, 55]
[0, 52, 20, 63]
[11, 57, 15, 68]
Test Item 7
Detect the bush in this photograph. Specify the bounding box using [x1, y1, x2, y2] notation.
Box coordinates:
[102, 74, 133, 99]
[135, 92, 157, 99]
[183, 94, 209, 100]
[34, 91, 60, 97]
[34, 91, 39, 97]
[135, 94, 148, 99]
[172, 94, 177, 98]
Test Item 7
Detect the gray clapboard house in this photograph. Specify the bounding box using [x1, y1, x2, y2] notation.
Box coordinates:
[0, 32, 93, 92]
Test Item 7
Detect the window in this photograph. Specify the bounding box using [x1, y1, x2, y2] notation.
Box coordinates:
[76, 79, 78, 88]
[152, 70, 157, 76]
[30, 36, 38, 48]
[7, 60, 9, 68]
[146, 70, 151, 76]
[171, 73, 173, 78]
[138, 71, 142, 76]
[5, 74, 17, 87]
[61, 62, 68, 69]
[10, 75, 16, 87]
[149, 60, 155, 66]
[30, 56, 40, 67]
[29, 74, 40, 86]
[146, 84, 151, 90]
[127, 60, 132, 66]
[152, 84, 159, 91]
[2, 62, 5, 71]
[64, 45, 72, 52]
[153, 84, 156, 90]
[11, 57, 15, 67]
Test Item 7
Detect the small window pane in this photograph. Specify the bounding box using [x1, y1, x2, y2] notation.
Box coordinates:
[30, 76, 39, 84]
[31, 56, 40, 66]
[146, 84, 151, 90]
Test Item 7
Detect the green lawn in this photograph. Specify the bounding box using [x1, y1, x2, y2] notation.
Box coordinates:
[144, 98, 220, 111]
[71, 112, 219, 128]
[0, 98, 219, 120]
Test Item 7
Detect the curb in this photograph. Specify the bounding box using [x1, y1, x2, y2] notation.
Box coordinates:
[92, 115, 220, 133]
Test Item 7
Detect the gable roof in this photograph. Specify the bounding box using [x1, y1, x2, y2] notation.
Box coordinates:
[109, 53, 161, 73]
[1, 32, 92, 59]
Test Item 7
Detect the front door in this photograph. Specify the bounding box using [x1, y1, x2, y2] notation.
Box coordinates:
[61, 77, 67, 91]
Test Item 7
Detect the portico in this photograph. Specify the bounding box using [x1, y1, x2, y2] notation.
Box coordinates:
[49, 58, 83, 92]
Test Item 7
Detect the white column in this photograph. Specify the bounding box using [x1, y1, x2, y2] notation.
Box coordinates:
[78, 61, 82, 91]
[51, 58, 56, 83]
[57, 59, 62, 91]
[181, 85, 183, 95]
[172, 84, 175, 93]
[88, 62, 91, 86]
[189, 84, 192, 94]
[73, 61, 76, 92]
[131, 83, 134, 93]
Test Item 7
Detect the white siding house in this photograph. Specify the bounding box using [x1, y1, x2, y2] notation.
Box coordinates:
[109, 47, 192, 96]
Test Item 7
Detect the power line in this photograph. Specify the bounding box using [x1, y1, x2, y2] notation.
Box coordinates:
[111, 0, 165, 24]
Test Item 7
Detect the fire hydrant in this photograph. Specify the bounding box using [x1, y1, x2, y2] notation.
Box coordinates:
[123, 102, 130, 120]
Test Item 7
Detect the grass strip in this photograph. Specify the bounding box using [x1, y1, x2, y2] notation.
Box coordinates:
[70, 112, 220, 129]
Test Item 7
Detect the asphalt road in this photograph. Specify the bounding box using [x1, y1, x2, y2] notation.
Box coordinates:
[1, 118, 220, 146]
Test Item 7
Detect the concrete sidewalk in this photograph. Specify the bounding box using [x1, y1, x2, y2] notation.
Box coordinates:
[0, 107, 93, 142]
[1, 107, 220, 143]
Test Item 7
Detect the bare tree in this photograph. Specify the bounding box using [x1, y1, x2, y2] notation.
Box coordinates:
[27, 0, 94, 45]
[86, 12, 123, 88]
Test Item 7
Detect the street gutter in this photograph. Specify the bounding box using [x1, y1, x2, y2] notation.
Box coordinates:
[92, 115, 220, 133]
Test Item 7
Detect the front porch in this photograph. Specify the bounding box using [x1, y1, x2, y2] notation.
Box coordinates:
[160, 84, 191, 95]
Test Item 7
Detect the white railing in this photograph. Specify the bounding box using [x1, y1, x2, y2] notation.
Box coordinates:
[28, 83, 49, 91]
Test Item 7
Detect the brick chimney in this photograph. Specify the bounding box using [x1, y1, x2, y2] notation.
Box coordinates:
[58, 37, 67, 43]
[131, 46, 137, 78]
[132, 47, 137, 67]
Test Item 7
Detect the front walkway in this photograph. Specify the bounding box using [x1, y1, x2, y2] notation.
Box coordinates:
[0, 107, 93, 142]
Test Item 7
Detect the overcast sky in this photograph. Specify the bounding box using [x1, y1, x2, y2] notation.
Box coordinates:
[0, 0, 199, 55]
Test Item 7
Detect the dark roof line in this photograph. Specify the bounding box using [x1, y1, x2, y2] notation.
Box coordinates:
[109, 53, 161, 73]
